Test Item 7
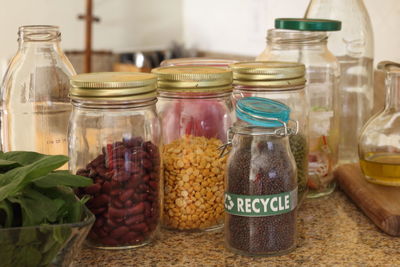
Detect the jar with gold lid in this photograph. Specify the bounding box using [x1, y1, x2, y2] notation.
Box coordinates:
[68, 72, 161, 249]
[152, 66, 234, 231]
[231, 61, 308, 203]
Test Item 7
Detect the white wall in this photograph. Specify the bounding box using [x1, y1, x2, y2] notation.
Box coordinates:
[183, 0, 400, 64]
[0, 0, 183, 67]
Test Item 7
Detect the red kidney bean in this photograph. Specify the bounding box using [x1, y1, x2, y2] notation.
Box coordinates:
[125, 200, 133, 207]
[77, 137, 160, 247]
[126, 202, 145, 216]
[91, 207, 106, 215]
[125, 214, 145, 225]
[130, 223, 148, 232]
[102, 181, 111, 194]
[108, 207, 126, 218]
[111, 199, 124, 209]
[110, 226, 130, 239]
[84, 183, 101, 195]
[90, 194, 110, 208]
[119, 189, 134, 202]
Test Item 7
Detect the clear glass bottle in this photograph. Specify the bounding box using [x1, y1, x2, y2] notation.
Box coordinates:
[305, 0, 374, 164]
[359, 61, 400, 186]
[225, 97, 298, 256]
[152, 66, 234, 231]
[257, 19, 341, 198]
[69, 72, 161, 249]
[231, 61, 308, 203]
[1, 25, 76, 154]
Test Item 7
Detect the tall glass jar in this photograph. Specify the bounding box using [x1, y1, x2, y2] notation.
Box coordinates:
[69, 72, 161, 249]
[152, 66, 234, 231]
[225, 97, 298, 256]
[257, 19, 341, 198]
[359, 61, 400, 186]
[1, 25, 76, 154]
[231, 61, 308, 203]
[305, 0, 374, 164]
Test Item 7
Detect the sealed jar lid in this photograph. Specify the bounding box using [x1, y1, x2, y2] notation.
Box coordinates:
[231, 61, 306, 88]
[236, 97, 291, 128]
[70, 72, 157, 100]
[151, 66, 232, 92]
[275, 18, 341, 32]
[160, 57, 238, 68]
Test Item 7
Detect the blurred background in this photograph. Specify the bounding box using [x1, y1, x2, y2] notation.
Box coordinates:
[0, 0, 399, 78]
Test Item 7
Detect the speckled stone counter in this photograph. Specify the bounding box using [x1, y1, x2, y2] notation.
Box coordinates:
[75, 190, 400, 266]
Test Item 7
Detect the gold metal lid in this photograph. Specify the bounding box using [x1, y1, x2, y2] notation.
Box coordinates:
[231, 61, 306, 88]
[151, 66, 232, 92]
[69, 72, 157, 100]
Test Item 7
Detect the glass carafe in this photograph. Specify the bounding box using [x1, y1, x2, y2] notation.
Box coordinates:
[359, 61, 400, 186]
[305, 0, 374, 163]
[1, 25, 76, 154]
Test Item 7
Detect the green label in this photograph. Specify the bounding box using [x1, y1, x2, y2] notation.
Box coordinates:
[224, 188, 297, 217]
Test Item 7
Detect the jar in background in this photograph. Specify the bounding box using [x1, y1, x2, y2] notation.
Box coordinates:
[1, 25, 76, 154]
[160, 57, 237, 68]
[69, 72, 161, 249]
[231, 61, 308, 203]
[225, 97, 298, 256]
[359, 61, 400, 186]
[257, 19, 341, 198]
[152, 66, 234, 231]
[306, 0, 374, 164]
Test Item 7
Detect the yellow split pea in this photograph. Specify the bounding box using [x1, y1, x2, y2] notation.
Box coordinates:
[163, 135, 227, 230]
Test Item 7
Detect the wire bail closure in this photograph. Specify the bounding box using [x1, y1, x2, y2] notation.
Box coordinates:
[218, 118, 299, 158]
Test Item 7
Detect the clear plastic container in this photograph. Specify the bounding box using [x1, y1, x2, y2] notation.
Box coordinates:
[305, 0, 374, 163]
[225, 97, 298, 256]
[257, 19, 341, 198]
[69, 72, 161, 249]
[152, 66, 234, 231]
[359, 62, 400, 186]
[1, 25, 76, 154]
[231, 61, 308, 203]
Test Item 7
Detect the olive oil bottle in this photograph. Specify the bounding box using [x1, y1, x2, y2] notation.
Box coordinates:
[359, 61, 400, 187]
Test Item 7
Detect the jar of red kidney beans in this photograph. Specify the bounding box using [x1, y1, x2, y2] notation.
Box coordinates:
[68, 72, 161, 249]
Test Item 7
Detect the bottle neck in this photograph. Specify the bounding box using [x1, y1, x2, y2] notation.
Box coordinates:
[385, 73, 400, 111]
[18, 25, 61, 52]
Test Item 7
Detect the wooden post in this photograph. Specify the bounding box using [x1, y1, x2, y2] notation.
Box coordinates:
[78, 0, 100, 73]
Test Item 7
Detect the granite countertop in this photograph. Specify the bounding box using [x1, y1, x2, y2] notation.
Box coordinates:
[75, 190, 400, 266]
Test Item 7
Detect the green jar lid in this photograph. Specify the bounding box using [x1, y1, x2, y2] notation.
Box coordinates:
[275, 18, 341, 32]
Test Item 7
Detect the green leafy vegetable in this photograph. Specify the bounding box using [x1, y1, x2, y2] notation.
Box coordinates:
[0, 151, 93, 267]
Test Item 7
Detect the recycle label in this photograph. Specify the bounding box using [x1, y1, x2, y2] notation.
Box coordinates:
[224, 187, 297, 217]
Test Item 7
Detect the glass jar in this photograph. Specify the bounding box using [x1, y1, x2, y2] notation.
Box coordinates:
[160, 57, 237, 68]
[306, 0, 374, 164]
[231, 61, 308, 203]
[69, 72, 161, 249]
[1, 25, 76, 154]
[152, 66, 234, 231]
[257, 19, 341, 198]
[225, 97, 298, 256]
[359, 61, 400, 186]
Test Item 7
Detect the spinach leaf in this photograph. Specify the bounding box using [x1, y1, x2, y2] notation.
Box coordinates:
[8, 187, 64, 226]
[33, 171, 92, 188]
[0, 199, 14, 227]
[0, 151, 49, 166]
[0, 155, 68, 201]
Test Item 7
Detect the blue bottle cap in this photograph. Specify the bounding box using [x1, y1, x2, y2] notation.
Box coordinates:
[236, 97, 291, 128]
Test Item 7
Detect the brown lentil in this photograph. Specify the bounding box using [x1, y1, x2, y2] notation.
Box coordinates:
[163, 135, 227, 230]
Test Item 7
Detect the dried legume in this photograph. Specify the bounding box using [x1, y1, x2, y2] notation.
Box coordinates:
[163, 135, 227, 230]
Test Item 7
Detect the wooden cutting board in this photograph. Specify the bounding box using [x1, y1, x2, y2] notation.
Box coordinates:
[334, 163, 400, 236]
